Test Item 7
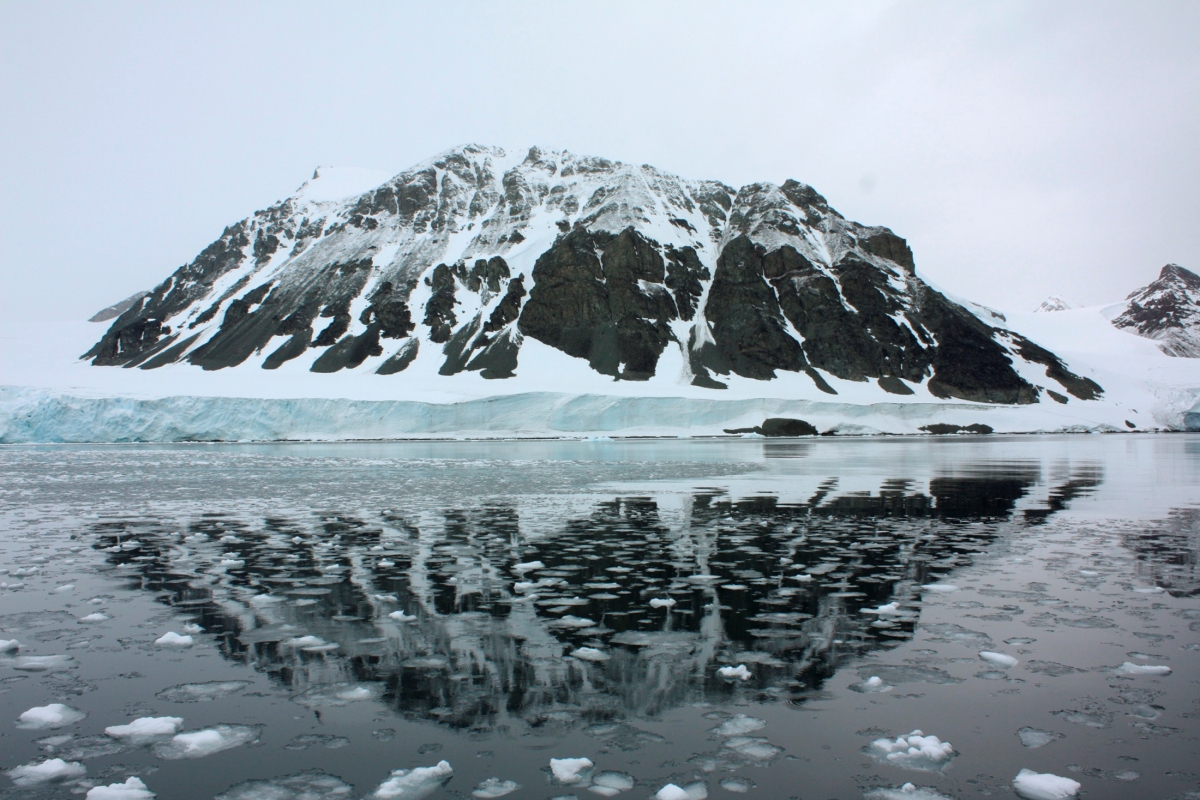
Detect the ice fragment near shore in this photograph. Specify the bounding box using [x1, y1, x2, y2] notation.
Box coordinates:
[710, 715, 765, 737]
[550, 757, 593, 784]
[154, 632, 193, 647]
[86, 777, 156, 799]
[472, 777, 519, 797]
[1116, 662, 1171, 675]
[105, 717, 184, 739]
[368, 761, 453, 799]
[79, 613, 109, 623]
[0, 638, 19, 651]
[1017, 727, 1063, 748]
[851, 675, 894, 693]
[649, 598, 676, 608]
[865, 731, 955, 772]
[5, 757, 86, 786]
[717, 664, 752, 680]
[589, 770, 635, 795]
[1012, 769, 1080, 799]
[17, 703, 87, 730]
[388, 610, 417, 621]
[864, 602, 901, 615]
[153, 724, 260, 759]
[979, 651, 1018, 668]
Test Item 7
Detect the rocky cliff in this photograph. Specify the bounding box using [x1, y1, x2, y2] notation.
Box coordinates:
[85, 145, 1101, 405]
[1112, 264, 1200, 358]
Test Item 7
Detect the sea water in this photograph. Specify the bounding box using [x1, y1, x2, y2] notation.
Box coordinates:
[0, 435, 1197, 799]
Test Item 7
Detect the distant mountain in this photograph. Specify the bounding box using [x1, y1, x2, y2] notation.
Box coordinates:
[84, 145, 1101, 405]
[1112, 264, 1200, 357]
[89, 292, 149, 323]
[1033, 296, 1072, 313]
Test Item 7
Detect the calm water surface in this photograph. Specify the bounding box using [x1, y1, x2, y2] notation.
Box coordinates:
[1, 435, 1198, 800]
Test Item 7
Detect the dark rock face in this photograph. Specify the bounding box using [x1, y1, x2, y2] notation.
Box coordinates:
[1113, 264, 1200, 357]
[919, 423, 994, 435]
[84, 144, 1099, 406]
[89, 292, 150, 323]
[724, 418, 819, 436]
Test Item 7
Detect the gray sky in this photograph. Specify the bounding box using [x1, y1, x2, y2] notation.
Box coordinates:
[1, 1, 1197, 324]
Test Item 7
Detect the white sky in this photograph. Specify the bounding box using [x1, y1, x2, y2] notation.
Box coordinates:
[1, 1, 1197, 324]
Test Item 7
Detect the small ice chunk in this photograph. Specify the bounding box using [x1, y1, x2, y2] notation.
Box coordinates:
[472, 777, 520, 798]
[249, 594, 283, 606]
[53, 584, 76, 593]
[513, 561, 545, 573]
[865, 730, 955, 772]
[851, 676, 893, 693]
[719, 777, 755, 793]
[215, 771, 353, 799]
[1012, 768, 1081, 800]
[13, 654, 76, 671]
[153, 725, 260, 759]
[865, 602, 901, 615]
[155, 632, 193, 647]
[864, 784, 954, 800]
[105, 717, 184, 739]
[5, 757, 86, 786]
[1078, 570, 1099, 577]
[722, 737, 782, 760]
[182, 623, 203, 634]
[17, 704, 87, 730]
[717, 664, 752, 680]
[79, 613, 109, 623]
[282, 635, 326, 648]
[590, 771, 635, 794]
[649, 598, 677, 608]
[388, 610, 417, 621]
[655, 785, 689, 800]
[550, 757, 593, 784]
[86, 777, 155, 799]
[921, 584, 959, 593]
[572, 647, 611, 662]
[219, 559, 244, 568]
[0, 638, 19, 651]
[156, 680, 249, 703]
[979, 651, 1018, 668]
[711, 715, 765, 737]
[1116, 662, 1171, 675]
[368, 760, 453, 799]
[1017, 727, 1063, 748]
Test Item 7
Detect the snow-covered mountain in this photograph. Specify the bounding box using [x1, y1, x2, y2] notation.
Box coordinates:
[1111, 264, 1200, 358]
[1033, 296, 1072, 313]
[84, 145, 1102, 407]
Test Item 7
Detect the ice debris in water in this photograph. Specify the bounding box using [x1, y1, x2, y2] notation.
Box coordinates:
[388, 610, 417, 621]
[722, 737, 782, 760]
[1012, 769, 1081, 800]
[79, 613, 110, 623]
[214, 771, 353, 799]
[513, 560, 545, 573]
[13, 654, 76, 671]
[157, 680, 250, 702]
[282, 635, 327, 648]
[920, 584, 959, 593]
[292, 682, 379, 707]
[154, 632, 193, 647]
[86, 776, 155, 799]
[368, 761, 453, 799]
[979, 651, 1018, 668]
[865, 731, 955, 772]
[572, 647, 610, 661]
[153, 725, 260, 759]
[864, 602, 901, 615]
[710, 715, 766, 737]
[17, 703, 87, 730]
[649, 598, 676, 608]
[655, 782, 707, 800]
[471, 777, 520, 798]
[851, 675, 894, 693]
[182, 623, 204, 634]
[105, 717, 184, 739]
[864, 784, 954, 800]
[718, 777, 755, 793]
[589, 771, 635, 796]
[5, 757, 87, 786]
[1116, 662, 1171, 675]
[1017, 727, 1064, 748]
[0, 638, 19, 651]
[550, 757, 594, 784]
[717, 664, 752, 680]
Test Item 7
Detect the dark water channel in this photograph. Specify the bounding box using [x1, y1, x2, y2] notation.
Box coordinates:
[1, 436, 1198, 800]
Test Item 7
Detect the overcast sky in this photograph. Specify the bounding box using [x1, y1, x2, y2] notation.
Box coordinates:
[1, 1, 1197, 324]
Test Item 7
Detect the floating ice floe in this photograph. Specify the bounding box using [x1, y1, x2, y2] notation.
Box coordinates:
[710, 715, 765, 737]
[550, 757, 593, 784]
[292, 682, 379, 708]
[719, 777, 755, 793]
[12, 654, 76, 671]
[1012, 769, 1081, 799]
[1115, 662, 1171, 675]
[388, 610, 417, 621]
[920, 584, 959, 593]
[655, 782, 707, 800]
[17, 703, 87, 730]
[851, 676, 894, 693]
[649, 598, 677, 608]
[0, 638, 19, 651]
[5, 757, 86, 786]
[214, 770, 353, 799]
[153, 725, 260, 760]
[249, 594, 284, 606]
[156, 680, 250, 703]
[864, 783, 954, 800]
[513, 561, 545, 574]
[589, 770, 635, 795]
[864, 602, 901, 615]
[717, 664, 752, 680]
[105, 717, 184, 739]
[572, 647, 610, 661]
[553, 615, 597, 628]
[721, 736, 782, 761]
[219, 559, 245, 568]
[979, 651, 1019, 668]
[865, 731, 955, 772]
[53, 584, 75, 593]
[1016, 727, 1064, 748]
[368, 760, 453, 799]
[154, 632, 193, 647]
[182, 623, 203, 634]
[79, 613, 109, 623]
[471, 777, 520, 798]
[85, 776, 155, 799]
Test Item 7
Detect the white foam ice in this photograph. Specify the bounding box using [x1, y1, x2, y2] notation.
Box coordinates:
[1115, 662, 1171, 675]
[154, 632, 193, 647]
[5, 757, 86, 786]
[471, 777, 520, 798]
[550, 757, 594, 784]
[104, 717, 184, 739]
[152, 725, 260, 759]
[86, 776, 156, 799]
[979, 651, 1018, 668]
[717, 664, 752, 680]
[368, 761, 453, 799]
[1012, 769, 1081, 799]
[17, 703, 87, 730]
[710, 715, 766, 737]
[864, 784, 954, 800]
[865, 731, 956, 772]
[572, 647, 610, 661]
[649, 598, 677, 608]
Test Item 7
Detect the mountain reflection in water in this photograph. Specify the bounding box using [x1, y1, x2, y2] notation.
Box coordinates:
[91, 462, 1114, 735]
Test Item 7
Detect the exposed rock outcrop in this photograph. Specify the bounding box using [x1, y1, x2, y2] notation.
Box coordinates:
[1112, 264, 1200, 357]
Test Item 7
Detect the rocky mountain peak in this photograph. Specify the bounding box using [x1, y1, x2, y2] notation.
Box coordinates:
[1112, 263, 1200, 357]
[1033, 296, 1072, 313]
